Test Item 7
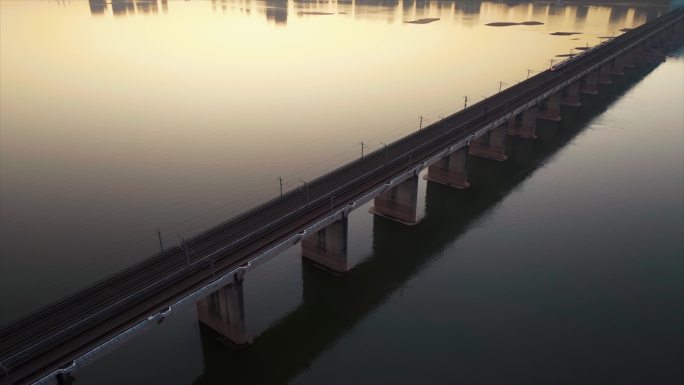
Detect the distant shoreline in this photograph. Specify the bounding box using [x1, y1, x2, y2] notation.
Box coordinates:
[558, 0, 670, 6]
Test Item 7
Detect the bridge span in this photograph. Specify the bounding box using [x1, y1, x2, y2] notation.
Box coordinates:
[1, 8, 683, 385]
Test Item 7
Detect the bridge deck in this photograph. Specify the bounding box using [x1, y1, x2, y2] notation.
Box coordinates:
[1, 8, 682, 384]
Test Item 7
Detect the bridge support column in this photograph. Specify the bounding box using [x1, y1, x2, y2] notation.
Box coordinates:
[469, 124, 508, 160]
[508, 107, 538, 138]
[561, 81, 581, 107]
[537, 92, 562, 121]
[667, 29, 680, 47]
[581, 71, 598, 95]
[370, 176, 422, 225]
[635, 43, 652, 65]
[424, 146, 470, 189]
[56, 372, 74, 385]
[643, 49, 666, 64]
[622, 50, 636, 69]
[611, 56, 625, 76]
[671, 23, 684, 45]
[597, 62, 612, 85]
[644, 37, 655, 51]
[197, 272, 251, 347]
[302, 217, 349, 274]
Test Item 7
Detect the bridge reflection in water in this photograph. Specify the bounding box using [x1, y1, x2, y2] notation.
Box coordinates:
[191, 62, 666, 385]
[87, 0, 668, 30]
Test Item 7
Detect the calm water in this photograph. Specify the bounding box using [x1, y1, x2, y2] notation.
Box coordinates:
[1, 1, 682, 384]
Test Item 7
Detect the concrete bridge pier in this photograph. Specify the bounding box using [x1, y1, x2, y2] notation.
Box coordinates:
[663, 25, 677, 43]
[424, 146, 470, 189]
[638, 40, 650, 53]
[370, 176, 423, 225]
[611, 56, 625, 76]
[655, 29, 673, 47]
[646, 34, 665, 50]
[302, 217, 349, 274]
[56, 372, 74, 385]
[654, 34, 667, 48]
[631, 44, 645, 61]
[561, 81, 582, 107]
[666, 27, 682, 47]
[643, 49, 666, 64]
[643, 37, 656, 50]
[470, 123, 508, 160]
[507, 107, 538, 139]
[597, 62, 613, 85]
[673, 23, 684, 43]
[635, 42, 658, 65]
[621, 50, 636, 69]
[537, 92, 562, 122]
[581, 70, 599, 95]
[197, 271, 251, 347]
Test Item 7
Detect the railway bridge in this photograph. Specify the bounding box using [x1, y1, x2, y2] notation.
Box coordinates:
[1, 7, 683, 385]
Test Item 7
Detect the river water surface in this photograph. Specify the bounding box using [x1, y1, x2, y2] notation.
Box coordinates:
[0, 1, 682, 384]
